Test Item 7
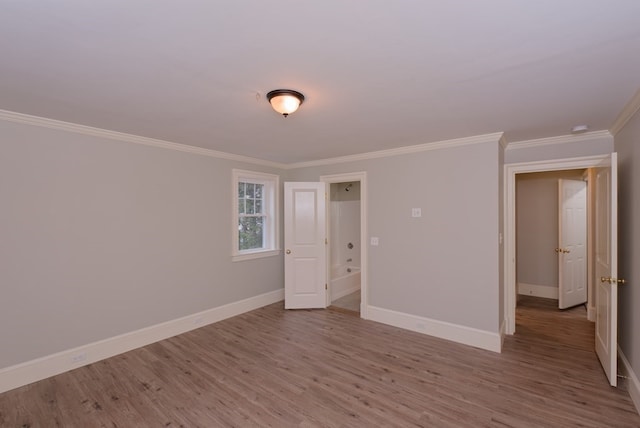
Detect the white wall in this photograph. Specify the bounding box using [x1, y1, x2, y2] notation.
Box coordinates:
[330, 200, 361, 270]
[615, 104, 640, 408]
[289, 139, 503, 336]
[329, 182, 361, 271]
[0, 119, 284, 370]
[516, 170, 585, 295]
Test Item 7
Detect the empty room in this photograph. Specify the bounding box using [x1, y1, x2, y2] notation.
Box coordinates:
[1, 2, 640, 426]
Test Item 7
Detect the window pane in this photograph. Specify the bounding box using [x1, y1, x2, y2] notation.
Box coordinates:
[238, 198, 245, 214]
[255, 199, 263, 214]
[239, 216, 264, 250]
[246, 183, 255, 198]
[255, 184, 263, 199]
[246, 199, 255, 214]
[238, 182, 245, 199]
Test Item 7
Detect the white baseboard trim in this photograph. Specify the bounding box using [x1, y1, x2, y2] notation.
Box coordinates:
[331, 285, 360, 301]
[587, 305, 596, 322]
[619, 347, 640, 416]
[367, 306, 502, 353]
[0, 289, 284, 394]
[518, 282, 559, 299]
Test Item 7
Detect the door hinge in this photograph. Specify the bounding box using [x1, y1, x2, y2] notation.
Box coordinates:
[325, 238, 328, 245]
[325, 283, 328, 290]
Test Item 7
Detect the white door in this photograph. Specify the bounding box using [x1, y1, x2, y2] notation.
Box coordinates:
[284, 182, 327, 309]
[558, 179, 587, 309]
[594, 153, 619, 387]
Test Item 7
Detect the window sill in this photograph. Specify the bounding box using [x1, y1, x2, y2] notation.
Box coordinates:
[232, 249, 281, 262]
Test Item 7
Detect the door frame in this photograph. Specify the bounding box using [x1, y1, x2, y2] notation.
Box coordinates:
[320, 172, 368, 319]
[504, 154, 608, 334]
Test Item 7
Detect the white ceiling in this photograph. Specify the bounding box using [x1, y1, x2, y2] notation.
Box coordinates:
[1, 1, 639, 163]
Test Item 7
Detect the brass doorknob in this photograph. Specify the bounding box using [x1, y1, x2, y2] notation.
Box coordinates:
[286, 249, 291, 254]
[562, 249, 571, 254]
[555, 248, 562, 253]
[601, 277, 627, 284]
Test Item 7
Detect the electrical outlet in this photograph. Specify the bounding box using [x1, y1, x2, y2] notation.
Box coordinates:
[411, 208, 422, 218]
[370, 237, 379, 246]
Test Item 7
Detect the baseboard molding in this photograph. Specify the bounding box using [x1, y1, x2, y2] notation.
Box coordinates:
[587, 305, 596, 322]
[0, 289, 284, 394]
[619, 347, 640, 416]
[331, 285, 360, 301]
[517, 282, 559, 300]
[367, 306, 502, 353]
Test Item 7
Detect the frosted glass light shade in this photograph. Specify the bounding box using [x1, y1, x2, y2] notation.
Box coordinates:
[266, 89, 304, 117]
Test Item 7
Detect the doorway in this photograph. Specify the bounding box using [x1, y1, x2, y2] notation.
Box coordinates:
[328, 181, 361, 313]
[515, 169, 589, 312]
[320, 172, 368, 318]
[505, 154, 608, 334]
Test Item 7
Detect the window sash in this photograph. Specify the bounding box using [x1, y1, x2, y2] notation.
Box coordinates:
[232, 170, 279, 261]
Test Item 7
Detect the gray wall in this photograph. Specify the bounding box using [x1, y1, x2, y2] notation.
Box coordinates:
[516, 170, 585, 289]
[615, 108, 640, 385]
[289, 140, 503, 333]
[0, 120, 284, 369]
[505, 135, 614, 164]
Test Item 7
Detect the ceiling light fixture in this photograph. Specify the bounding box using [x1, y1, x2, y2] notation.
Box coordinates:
[571, 124, 589, 134]
[266, 89, 304, 117]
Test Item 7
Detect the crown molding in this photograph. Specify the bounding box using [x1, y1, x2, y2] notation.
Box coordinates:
[609, 88, 640, 136]
[498, 134, 508, 150]
[286, 132, 505, 169]
[506, 130, 612, 151]
[0, 110, 286, 169]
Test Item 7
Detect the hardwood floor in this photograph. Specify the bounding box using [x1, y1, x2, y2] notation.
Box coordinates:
[1, 296, 639, 427]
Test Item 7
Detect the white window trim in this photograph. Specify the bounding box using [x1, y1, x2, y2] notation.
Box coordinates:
[232, 169, 280, 262]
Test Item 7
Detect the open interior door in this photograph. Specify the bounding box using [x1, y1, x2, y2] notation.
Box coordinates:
[558, 179, 587, 309]
[284, 182, 327, 309]
[594, 153, 619, 387]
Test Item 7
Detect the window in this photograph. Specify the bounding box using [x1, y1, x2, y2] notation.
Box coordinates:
[232, 169, 279, 261]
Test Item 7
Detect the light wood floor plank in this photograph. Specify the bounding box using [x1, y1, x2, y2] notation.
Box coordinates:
[1, 296, 639, 427]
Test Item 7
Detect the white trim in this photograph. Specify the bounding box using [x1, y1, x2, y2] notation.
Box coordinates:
[320, 172, 368, 319]
[0, 109, 285, 169]
[506, 130, 612, 151]
[584, 169, 596, 322]
[289, 133, 504, 169]
[610, 89, 640, 136]
[619, 347, 640, 416]
[499, 318, 506, 349]
[232, 249, 281, 262]
[517, 283, 559, 300]
[504, 154, 609, 335]
[0, 289, 284, 394]
[368, 306, 502, 353]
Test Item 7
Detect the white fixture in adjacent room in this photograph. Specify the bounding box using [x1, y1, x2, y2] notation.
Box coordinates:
[571, 124, 589, 134]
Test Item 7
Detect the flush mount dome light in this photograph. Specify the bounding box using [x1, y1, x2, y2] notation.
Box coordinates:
[266, 89, 304, 117]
